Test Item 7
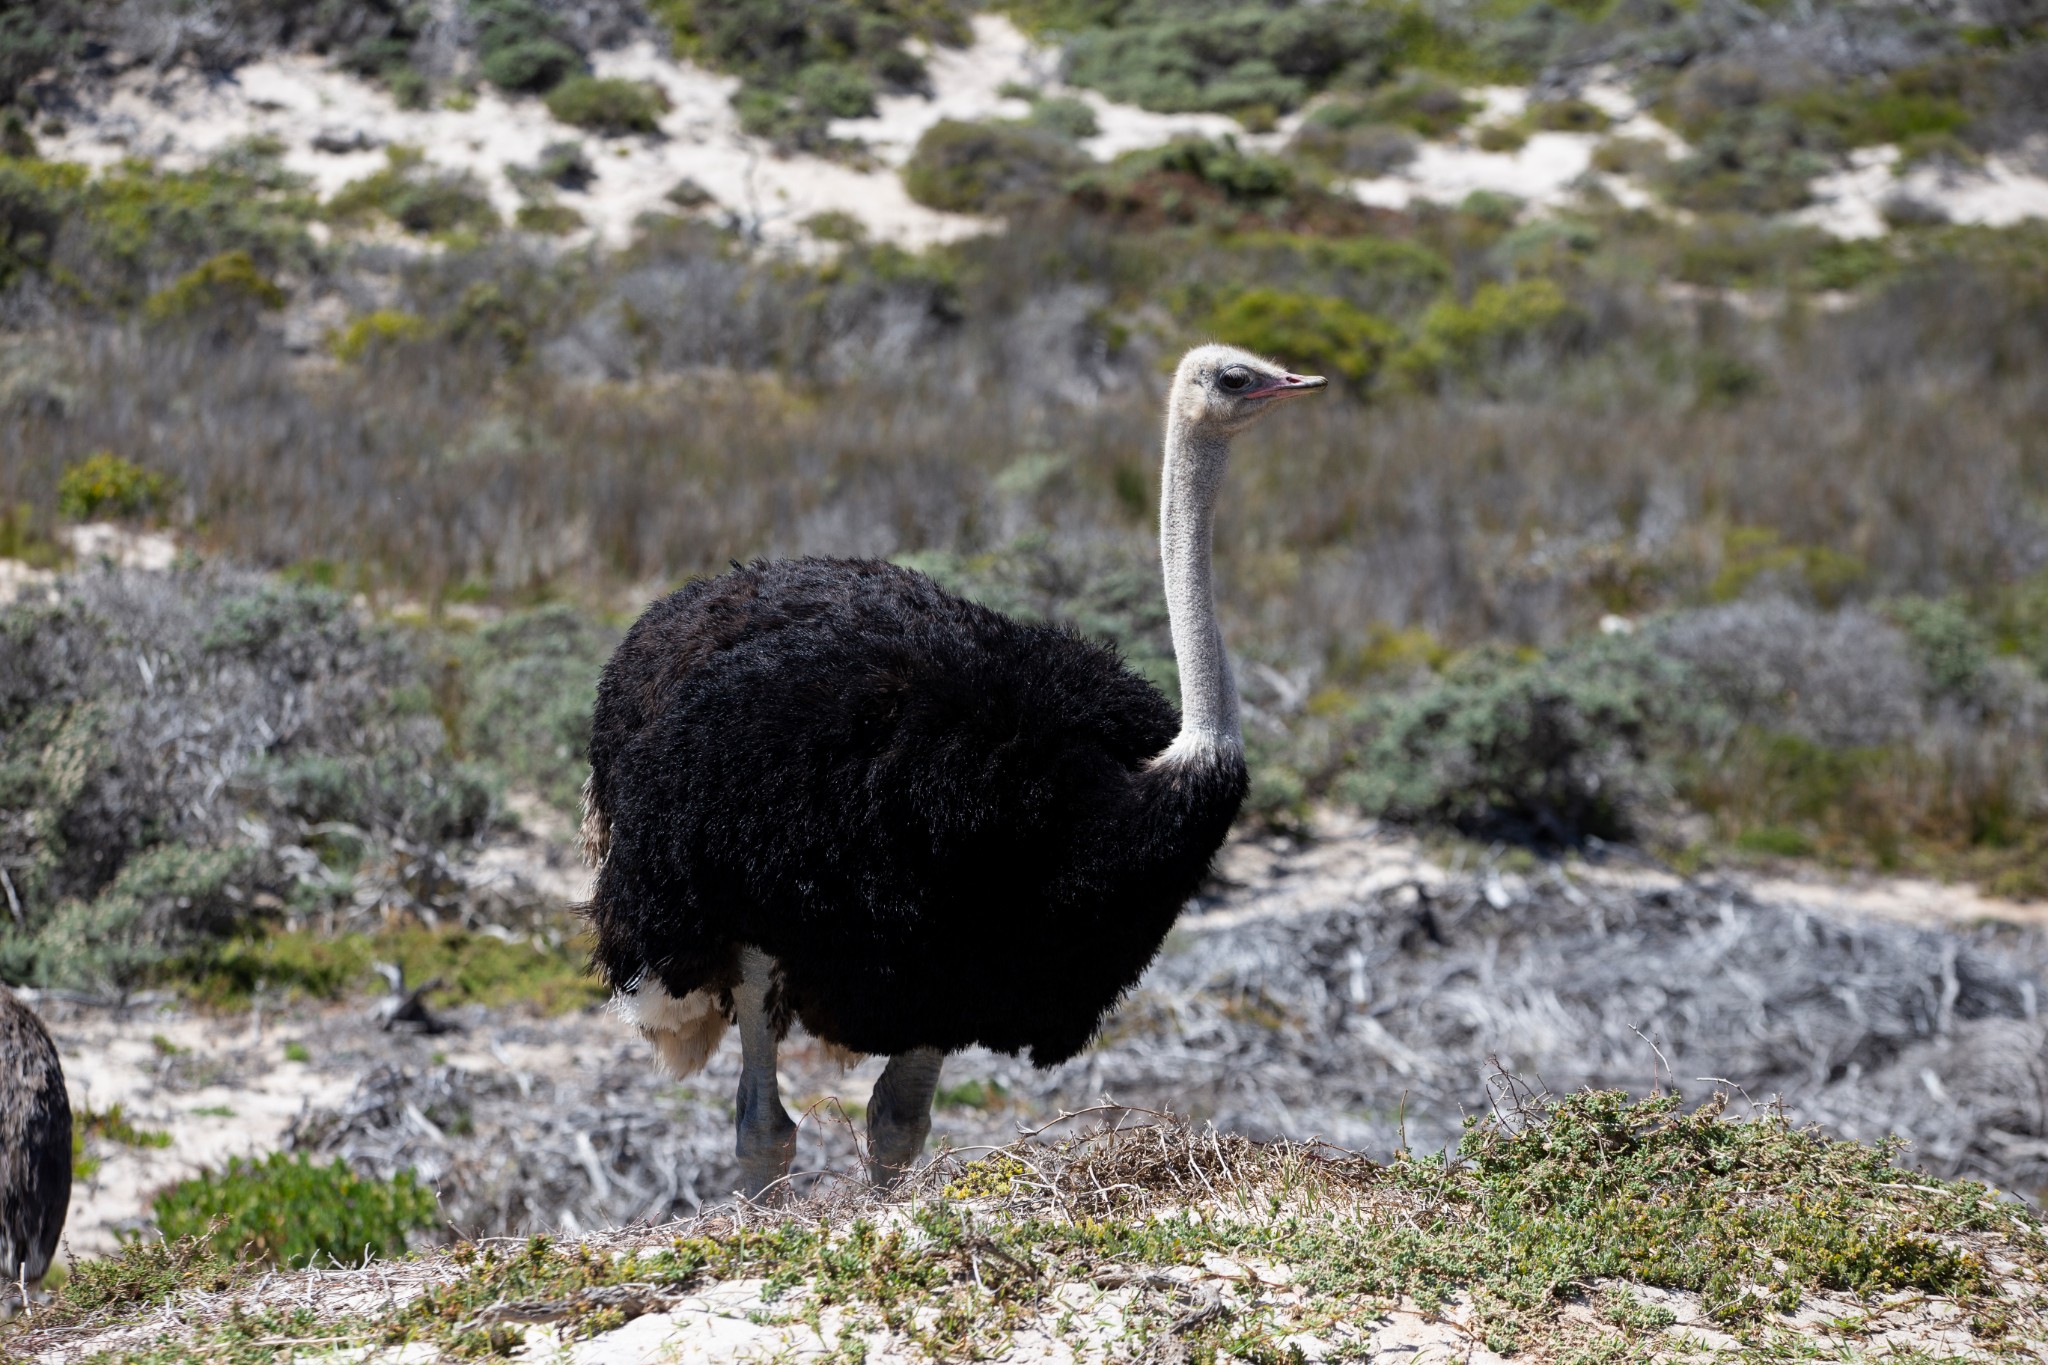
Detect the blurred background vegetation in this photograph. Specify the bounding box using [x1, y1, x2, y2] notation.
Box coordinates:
[2, 0, 2048, 1000]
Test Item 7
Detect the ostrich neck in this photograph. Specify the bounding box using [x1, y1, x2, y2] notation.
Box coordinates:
[1157, 416, 1240, 762]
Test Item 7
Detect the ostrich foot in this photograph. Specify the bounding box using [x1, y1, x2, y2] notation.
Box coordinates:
[733, 944, 796, 1200]
[867, 1047, 944, 1187]
[734, 1069, 798, 1199]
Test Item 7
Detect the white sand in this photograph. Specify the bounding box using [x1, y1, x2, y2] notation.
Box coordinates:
[0, 524, 178, 607]
[1352, 75, 1679, 216]
[1798, 140, 2048, 238]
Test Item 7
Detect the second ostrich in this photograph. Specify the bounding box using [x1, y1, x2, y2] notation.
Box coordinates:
[584, 345, 1326, 1195]
[3, 989, 71, 1318]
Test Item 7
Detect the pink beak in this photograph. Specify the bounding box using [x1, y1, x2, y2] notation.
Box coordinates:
[1247, 372, 1329, 399]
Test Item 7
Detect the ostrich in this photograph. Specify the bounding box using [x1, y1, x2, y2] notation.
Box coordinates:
[1, 989, 71, 1317]
[583, 345, 1326, 1196]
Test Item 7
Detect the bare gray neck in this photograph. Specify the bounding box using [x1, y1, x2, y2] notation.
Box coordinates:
[1157, 415, 1241, 763]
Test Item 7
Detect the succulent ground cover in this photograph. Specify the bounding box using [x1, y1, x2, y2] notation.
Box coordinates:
[9, 1092, 2044, 1363]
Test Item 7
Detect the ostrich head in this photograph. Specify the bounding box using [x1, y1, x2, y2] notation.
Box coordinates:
[1168, 343, 1327, 438]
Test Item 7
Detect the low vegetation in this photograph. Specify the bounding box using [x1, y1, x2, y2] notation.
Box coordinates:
[543, 76, 671, 135]
[658, 0, 972, 150]
[12, 1092, 2043, 1361]
[152, 1154, 439, 1270]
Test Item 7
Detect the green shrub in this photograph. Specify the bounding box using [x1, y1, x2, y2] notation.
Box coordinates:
[0, 157, 72, 289]
[1883, 596, 1992, 698]
[1207, 288, 1399, 389]
[1660, 106, 1834, 215]
[1590, 134, 1669, 178]
[1475, 121, 1527, 152]
[57, 451, 172, 520]
[1213, 232, 1453, 315]
[902, 119, 1085, 212]
[515, 202, 585, 234]
[330, 310, 429, 362]
[1400, 277, 1578, 384]
[1525, 96, 1608, 132]
[339, 29, 432, 106]
[455, 606, 619, 816]
[471, 0, 583, 92]
[153, 1152, 438, 1269]
[660, 0, 968, 148]
[188, 925, 606, 1013]
[544, 76, 672, 135]
[23, 845, 257, 990]
[1052, 1, 1431, 116]
[516, 140, 596, 192]
[1708, 527, 1866, 606]
[0, 502, 64, 568]
[0, 5, 79, 106]
[141, 249, 286, 325]
[1023, 93, 1098, 140]
[1303, 73, 1475, 149]
[1339, 637, 1700, 843]
[0, 153, 317, 308]
[1289, 118, 1418, 175]
[794, 61, 877, 119]
[482, 38, 581, 91]
[326, 149, 499, 236]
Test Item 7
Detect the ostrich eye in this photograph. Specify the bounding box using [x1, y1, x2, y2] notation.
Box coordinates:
[1219, 367, 1254, 393]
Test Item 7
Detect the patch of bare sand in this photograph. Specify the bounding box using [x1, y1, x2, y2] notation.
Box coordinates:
[46, 1005, 358, 1258]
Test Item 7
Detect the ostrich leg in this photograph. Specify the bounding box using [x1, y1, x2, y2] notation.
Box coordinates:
[732, 946, 797, 1199]
[866, 1047, 943, 1186]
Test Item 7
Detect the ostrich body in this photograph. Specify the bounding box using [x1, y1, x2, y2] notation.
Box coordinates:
[1, 990, 70, 1316]
[583, 346, 1326, 1195]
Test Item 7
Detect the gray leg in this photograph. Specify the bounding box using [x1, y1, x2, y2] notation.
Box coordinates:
[733, 946, 797, 1199]
[867, 1047, 944, 1186]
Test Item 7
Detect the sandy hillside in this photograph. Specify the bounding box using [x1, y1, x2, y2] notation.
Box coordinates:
[37, 15, 2048, 252]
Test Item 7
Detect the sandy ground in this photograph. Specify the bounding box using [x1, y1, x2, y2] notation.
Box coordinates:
[0, 524, 178, 607]
[1797, 139, 2048, 237]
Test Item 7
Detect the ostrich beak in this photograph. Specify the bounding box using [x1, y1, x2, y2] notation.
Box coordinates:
[1250, 372, 1328, 400]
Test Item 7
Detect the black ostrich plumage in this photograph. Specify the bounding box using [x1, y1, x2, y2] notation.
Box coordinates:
[583, 557, 1248, 1066]
[1, 990, 70, 1300]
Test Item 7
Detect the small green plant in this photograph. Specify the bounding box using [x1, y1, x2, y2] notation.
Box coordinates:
[934, 1078, 1008, 1110]
[1525, 97, 1609, 132]
[283, 1040, 312, 1063]
[60, 1234, 236, 1313]
[80, 1103, 174, 1149]
[0, 501, 65, 567]
[152, 1152, 438, 1269]
[141, 248, 286, 325]
[326, 148, 499, 235]
[901, 118, 1084, 213]
[56, 451, 171, 521]
[1340, 636, 1701, 844]
[515, 202, 586, 234]
[660, 0, 966, 149]
[330, 309, 429, 362]
[1399, 277, 1579, 386]
[544, 76, 671, 135]
[472, 0, 583, 92]
[1207, 288, 1399, 390]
